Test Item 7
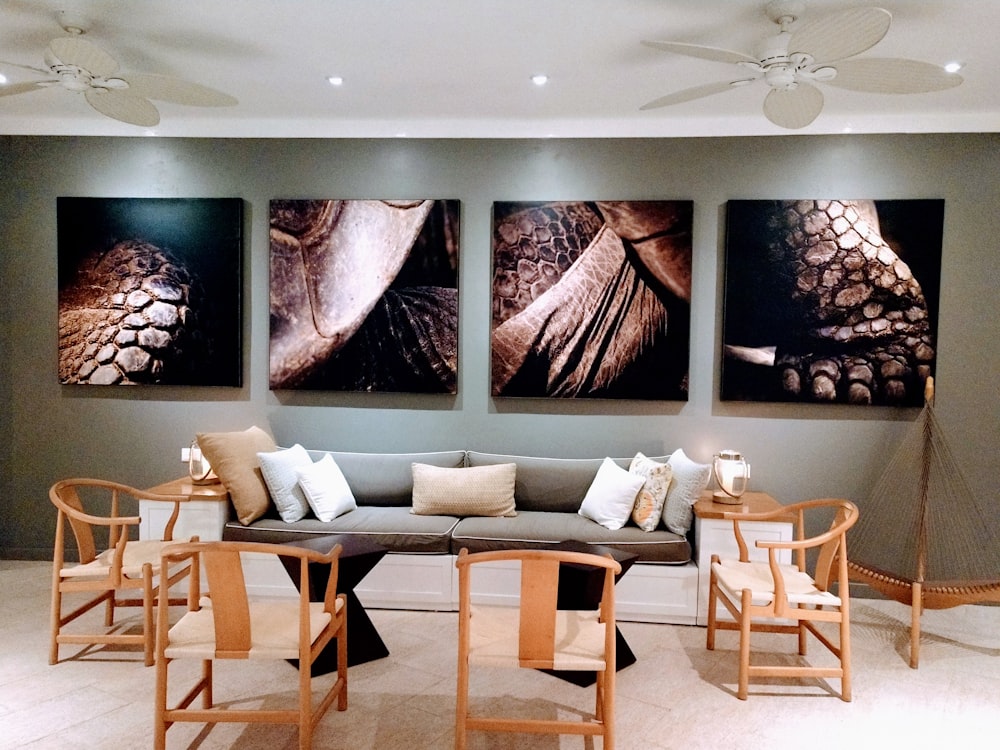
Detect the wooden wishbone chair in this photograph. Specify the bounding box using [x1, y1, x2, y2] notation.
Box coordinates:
[455, 547, 621, 750]
[154, 540, 348, 750]
[706, 498, 859, 700]
[49, 478, 196, 666]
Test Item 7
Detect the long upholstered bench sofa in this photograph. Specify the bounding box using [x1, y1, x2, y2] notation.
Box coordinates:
[197, 428, 712, 624]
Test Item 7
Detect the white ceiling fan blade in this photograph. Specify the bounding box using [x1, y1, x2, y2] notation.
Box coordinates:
[789, 7, 891, 63]
[0, 80, 53, 97]
[0, 59, 52, 77]
[642, 40, 756, 66]
[826, 58, 963, 94]
[762, 82, 824, 129]
[120, 73, 237, 107]
[84, 89, 160, 126]
[640, 79, 751, 110]
[48, 37, 119, 78]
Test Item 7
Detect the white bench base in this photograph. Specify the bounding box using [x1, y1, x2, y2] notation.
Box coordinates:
[242, 552, 699, 625]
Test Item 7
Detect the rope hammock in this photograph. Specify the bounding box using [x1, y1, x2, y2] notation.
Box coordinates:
[848, 377, 1000, 667]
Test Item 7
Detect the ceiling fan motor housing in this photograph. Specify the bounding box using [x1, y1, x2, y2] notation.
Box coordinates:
[766, 0, 805, 25]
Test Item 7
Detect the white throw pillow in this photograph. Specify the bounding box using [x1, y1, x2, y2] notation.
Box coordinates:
[629, 452, 673, 532]
[257, 444, 313, 523]
[296, 453, 358, 522]
[662, 448, 711, 534]
[578, 457, 646, 530]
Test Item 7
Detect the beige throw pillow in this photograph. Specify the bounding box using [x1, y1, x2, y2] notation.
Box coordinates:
[196, 426, 277, 525]
[411, 462, 517, 517]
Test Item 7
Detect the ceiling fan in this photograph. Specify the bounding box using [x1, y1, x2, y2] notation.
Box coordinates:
[0, 10, 237, 127]
[640, 1, 962, 129]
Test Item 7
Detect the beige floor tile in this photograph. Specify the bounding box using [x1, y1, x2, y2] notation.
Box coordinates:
[4, 560, 1000, 749]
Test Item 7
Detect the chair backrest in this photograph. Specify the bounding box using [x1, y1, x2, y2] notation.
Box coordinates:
[808, 499, 859, 591]
[456, 548, 622, 668]
[50, 478, 139, 565]
[160, 540, 341, 658]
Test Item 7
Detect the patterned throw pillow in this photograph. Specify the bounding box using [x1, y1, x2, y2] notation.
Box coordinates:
[629, 452, 673, 532]
[411, 463, 517, 517]
[662, 448, 712, 534]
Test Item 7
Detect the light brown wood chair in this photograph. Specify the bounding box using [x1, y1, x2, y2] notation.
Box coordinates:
[154, 540, 348, 750]
[455, 548, 622, 750]
[706, 498, 859, 701]
[49, 478, 196, 666]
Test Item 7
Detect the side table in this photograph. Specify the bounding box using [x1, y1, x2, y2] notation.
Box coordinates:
[693, 491, 793, 626]
[141, 477, 229, 541]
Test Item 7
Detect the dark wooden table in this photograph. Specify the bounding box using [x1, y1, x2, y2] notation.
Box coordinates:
[543, 540, 639, 687]
[276, 534, 390, 674]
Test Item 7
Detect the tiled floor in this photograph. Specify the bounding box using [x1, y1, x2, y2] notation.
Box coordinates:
[3, 559, 999, 749]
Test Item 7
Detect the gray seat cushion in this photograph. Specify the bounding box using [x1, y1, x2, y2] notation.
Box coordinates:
[451, 510, 691, 564]
[224, 506, 459, 554]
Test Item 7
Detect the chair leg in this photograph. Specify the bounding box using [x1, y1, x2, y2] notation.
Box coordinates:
[143, 567, 155, 667]
[49, 576, 62, 665]
[737, 589, 752, 700]
[105, 590, 116, 627]
[595, 670, 604, 722]
[203, 659, 213, 708]
[154, 656, 169, 750]
[706, 566, 718, 651]
[455, 655, 469, 750]
[299, 652, 312, 750]
[840, 611, 852, 702]
[603, 666, 615, 750]
[337, 616, 348, 711]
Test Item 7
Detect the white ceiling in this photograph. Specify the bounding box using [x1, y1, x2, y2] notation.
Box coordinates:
[0, 0, 998, 138]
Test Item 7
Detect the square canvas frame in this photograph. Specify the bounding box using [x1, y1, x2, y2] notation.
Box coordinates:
[490, 200, 693, 400]
[268, 199, 460, 393]
[720, 199, 944, 406]
[57, 197, 243, 386]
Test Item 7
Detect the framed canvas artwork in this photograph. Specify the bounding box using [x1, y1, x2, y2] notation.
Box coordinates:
[57, 197, 243, 386]
[490, 200, 693, 400]
[269, 199, 460, 393]
[721, 199, 944, 406]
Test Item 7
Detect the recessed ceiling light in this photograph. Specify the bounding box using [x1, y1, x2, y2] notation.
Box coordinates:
[531, 74, 549, 86]
[944, 61, 964, 74]
[0, 73, 7, 84]
[327, 76, 344, 86]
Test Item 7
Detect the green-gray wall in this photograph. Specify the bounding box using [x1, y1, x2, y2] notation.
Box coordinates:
[2, 134, 998, 559]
